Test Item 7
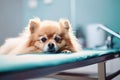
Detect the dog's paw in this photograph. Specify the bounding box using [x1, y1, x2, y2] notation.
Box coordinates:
[61, 50, 71, 53]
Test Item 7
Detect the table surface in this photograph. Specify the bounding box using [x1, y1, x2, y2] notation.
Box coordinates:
[0, 49, 120, 73]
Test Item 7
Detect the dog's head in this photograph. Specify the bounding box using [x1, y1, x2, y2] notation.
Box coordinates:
[28, 18, 72, 53]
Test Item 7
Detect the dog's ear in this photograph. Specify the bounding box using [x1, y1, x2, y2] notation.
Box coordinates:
[29, 17, 40, 34]
[59, 19, 72, 31]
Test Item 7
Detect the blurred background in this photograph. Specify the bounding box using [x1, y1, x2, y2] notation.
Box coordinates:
[0, 0, 120, 79]
[0, 0, 120, 48]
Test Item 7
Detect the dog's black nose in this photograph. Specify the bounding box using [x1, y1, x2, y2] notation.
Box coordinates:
[48, 43, 54, 49]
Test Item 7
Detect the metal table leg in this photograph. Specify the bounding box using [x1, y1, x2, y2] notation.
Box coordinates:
[98, 62, 106, 80]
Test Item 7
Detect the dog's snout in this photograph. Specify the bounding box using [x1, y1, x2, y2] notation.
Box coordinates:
[48, 43, 54, 49]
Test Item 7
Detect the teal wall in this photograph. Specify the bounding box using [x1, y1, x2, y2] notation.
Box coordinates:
[23, 0, 120, 31]
[23, 0, 71, 26]
[23, 0, 120, 48]
[76, 0, 120, 32]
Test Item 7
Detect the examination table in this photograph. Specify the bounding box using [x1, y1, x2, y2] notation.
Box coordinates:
[0, 49, 120, 80]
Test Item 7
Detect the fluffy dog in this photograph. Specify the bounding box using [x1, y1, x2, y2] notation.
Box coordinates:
[0, 18, 81, 55]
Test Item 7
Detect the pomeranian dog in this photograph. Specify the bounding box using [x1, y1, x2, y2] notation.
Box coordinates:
[0, 17, 81, 55]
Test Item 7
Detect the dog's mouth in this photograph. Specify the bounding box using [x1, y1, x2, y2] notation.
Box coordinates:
[44, 48, 58, 54]
[48, 48, 56, 52]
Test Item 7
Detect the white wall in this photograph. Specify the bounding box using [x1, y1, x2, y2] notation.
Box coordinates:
[0, 0, 23, 45]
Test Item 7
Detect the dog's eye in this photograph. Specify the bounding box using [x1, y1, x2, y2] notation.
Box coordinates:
[54, 36, 61, 42]
[41, 37, 47, 42]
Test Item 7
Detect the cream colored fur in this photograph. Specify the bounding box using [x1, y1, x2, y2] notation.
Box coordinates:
[0, 17, 81, 55]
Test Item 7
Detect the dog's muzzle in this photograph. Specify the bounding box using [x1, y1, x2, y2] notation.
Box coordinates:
[43, 42, 58, 53]
[47, 43, 56, 52]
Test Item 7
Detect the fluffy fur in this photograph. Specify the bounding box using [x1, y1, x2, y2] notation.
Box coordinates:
[0, 18, 81, 55]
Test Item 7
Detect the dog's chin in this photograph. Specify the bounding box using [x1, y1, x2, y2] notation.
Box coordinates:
[48, 49, 57, 53]
[44, 48, 58, 53]
[44, 49, 58, 53]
